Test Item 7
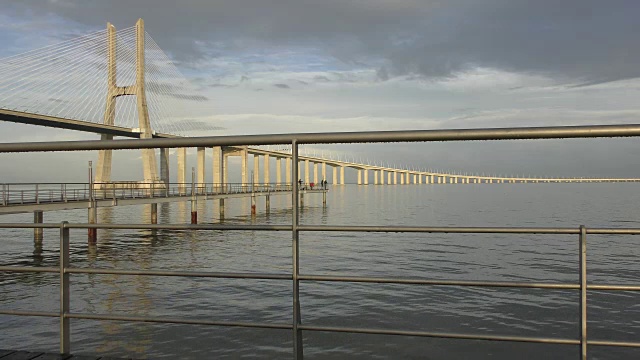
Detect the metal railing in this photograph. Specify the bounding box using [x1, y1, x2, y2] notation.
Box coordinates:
[0, 182, 301, 206]
[0, 223, 639, 359]
[2, 123, 640, 359]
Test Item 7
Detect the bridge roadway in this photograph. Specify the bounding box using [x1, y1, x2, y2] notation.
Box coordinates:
[4, 108, 640, 185]
[0, 182, 327, 215]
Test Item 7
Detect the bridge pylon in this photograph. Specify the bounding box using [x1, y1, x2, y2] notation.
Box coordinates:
[95, 19, 159, 188]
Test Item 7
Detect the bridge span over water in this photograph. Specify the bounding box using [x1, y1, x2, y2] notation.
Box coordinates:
[1, 19, 637, 194]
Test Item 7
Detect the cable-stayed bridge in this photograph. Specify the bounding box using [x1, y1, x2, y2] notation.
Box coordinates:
[1, 18, 639, 232]
[1, 18, 637, 190]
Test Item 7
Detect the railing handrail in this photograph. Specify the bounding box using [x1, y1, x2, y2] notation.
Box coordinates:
[1, 222, 640, 358]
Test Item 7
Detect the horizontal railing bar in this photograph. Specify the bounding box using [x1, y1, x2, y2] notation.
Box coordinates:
[65, 313, 293, 330]
[0, 310, 58, 317]
[586, 284, 640, 291]
[299, 274, 578, 289]
[298, 325, 579, 345]
[0, 223, 63, 229]
[589, 340, 640, 348]
[0, 266, 58, 273]
[2, 124, 640, 152]
[63, 223, 292, 231]
[66, 268, 292, 280]
[298, 225, 580, 234]
[2, 223, 640, 234]
[586, 229, 640, 235]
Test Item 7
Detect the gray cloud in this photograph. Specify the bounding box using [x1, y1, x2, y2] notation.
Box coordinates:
[8, 0, 640, 85]
[273, 83, 290, 89]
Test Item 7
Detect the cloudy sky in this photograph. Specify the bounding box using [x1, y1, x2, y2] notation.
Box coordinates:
[1, 0, 640, 181]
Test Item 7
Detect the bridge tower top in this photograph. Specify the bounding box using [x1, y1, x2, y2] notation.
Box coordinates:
[96, 18, 159, 185]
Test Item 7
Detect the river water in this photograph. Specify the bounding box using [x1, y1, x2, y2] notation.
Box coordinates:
[0, 183, 639, 359]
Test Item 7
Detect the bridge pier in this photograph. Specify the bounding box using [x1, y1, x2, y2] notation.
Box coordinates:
[364, 169, 369, 185]
[264, 154, 270, 185]
[160, 148, 169, 190]
[322, 162, 327, 184]
[305, 160, 310, 184]
[374, 170, 378, 185]
[197, 147, 206, 193]
[241, 146, 249, 185]
[357, 170, 362, 185]
[33, 210, 43, 243]
[254, 154, 260, 186]
[340, 166, 345, 185]
[332, 165, 338, 185]
[276, 158, 282, 185]
[177, 148, 187, 194]
[313, 162, 318, 184]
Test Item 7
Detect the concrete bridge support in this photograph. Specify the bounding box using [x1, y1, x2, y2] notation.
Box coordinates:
[286, 158, 292, 184]
[197, 147, 206, 193]
[160, 148, 169, 189]
[332, 166, 338, 185]
[253, 155, 260, 186]
[322, 162, 327, 184]
[364, 170, 369, 185]
[357, 170, 362, 185]
[313, 162, 318, 184]
[374, 171, 378, 185]
[177, 148, 187, 194]
[264, 154, 270, 185]
[212, 146, 222, 187]
[340, 166, 345, 185]
[305, 160, 310, 184]
[387, 171, 392, 184]
[380, 170, 385, 185]
[276, 158, 282, 184]
[241, 147, 248, 185]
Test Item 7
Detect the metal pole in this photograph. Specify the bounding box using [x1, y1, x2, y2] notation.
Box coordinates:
[59, 221, 70, 354]
[579, 225, 587, 360]
[292, 140, 303, 359]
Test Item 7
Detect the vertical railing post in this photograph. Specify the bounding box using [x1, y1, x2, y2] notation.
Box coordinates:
[579, 225, 587, 360]
[59, 221, 70, 354]
[292, 140, 303, 359]
[36, 184, 39, 204]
